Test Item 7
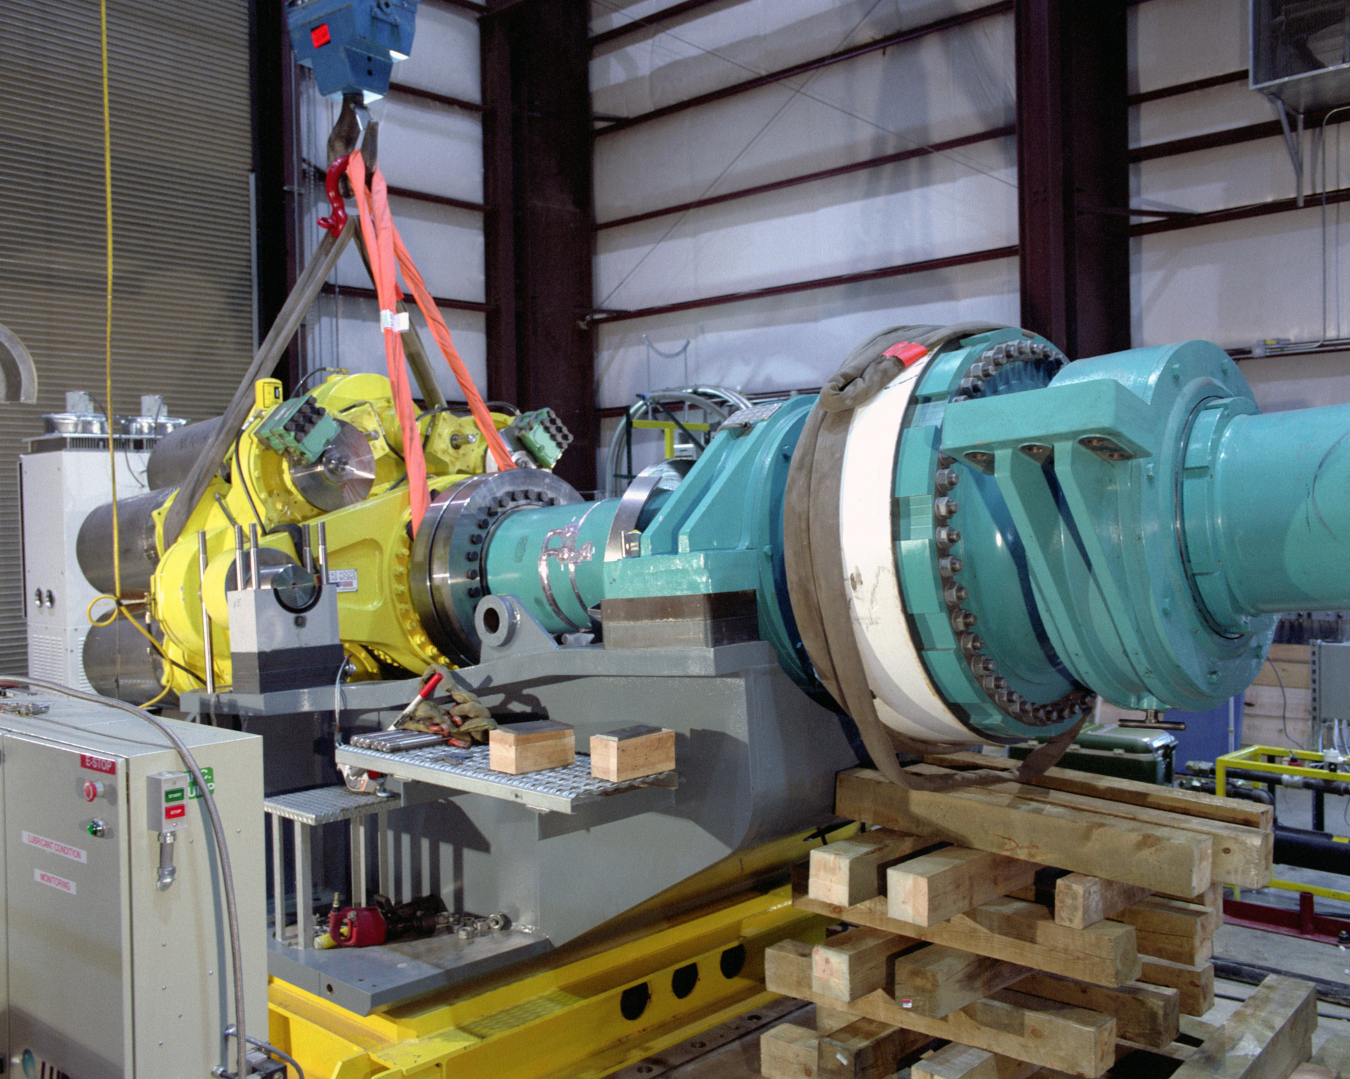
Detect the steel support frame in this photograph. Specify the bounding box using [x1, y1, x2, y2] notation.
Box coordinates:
[1015, 0, 1131, 359]
[267, 882, 825, 1079]
[481, 0, 597, 493]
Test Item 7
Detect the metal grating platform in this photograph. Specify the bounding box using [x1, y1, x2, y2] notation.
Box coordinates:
[263, 785, 401, 826]
[333, 743, 677, 813]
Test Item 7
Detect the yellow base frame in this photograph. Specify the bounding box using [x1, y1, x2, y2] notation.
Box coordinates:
[267, 882, 826, 1079]
[1216, 743, 1350, 902]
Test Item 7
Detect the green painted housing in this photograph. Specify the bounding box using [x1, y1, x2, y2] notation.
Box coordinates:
[481, 329, 1350, 744]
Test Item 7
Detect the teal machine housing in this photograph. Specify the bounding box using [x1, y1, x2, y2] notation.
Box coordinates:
[419, 324, 1350, 747]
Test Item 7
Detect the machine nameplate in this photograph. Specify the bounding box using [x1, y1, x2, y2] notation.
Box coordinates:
[22, 831, 87, 864]
[329, 568, 359, 593]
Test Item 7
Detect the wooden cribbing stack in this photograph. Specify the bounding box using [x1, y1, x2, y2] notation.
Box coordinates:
[759, 753, 1321, 1079]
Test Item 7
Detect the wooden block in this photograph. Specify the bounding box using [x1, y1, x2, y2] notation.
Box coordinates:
[1055, 874, 1152, 929]
[1169, 974, 1315, 1079]
[891, 943, 1031, 1018]
[1014, 972, 1180, 1050]
[1290, 1066, 1338, 1079]
[912, 1043, 1037, 1079]
[588, 724, 674, 782]
[1114, 897, 1216, 965]
[1312, 1033, 1350, 1079]
[921, 752, 1273, 830]
[887, 847, 1040, 926]
[813, 926, 916, 1001]
[902, 763, 1270, 889]
[809, 829, 936, 908]
[836, 768, 1213, 897]
[1160, 881, 1224, 921]
[792, 868, 1140, 987]
[1118, 1040, 1197, 1062]
[1268, 643, 1311, 663]
[816, 1005, 857, 1036]
[756, 943, 1116, 1078]
[1180, 1016, 1221, 1042]
[766, 939, 816, 999]
[762, 1023, 820, 1079]
[488, 719, 575, 775]
[818, 1017, 927, 1079]
[1138, 957, 1215, 1017]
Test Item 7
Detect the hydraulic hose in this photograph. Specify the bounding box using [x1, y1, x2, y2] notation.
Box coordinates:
[0, 676, 248, 1079]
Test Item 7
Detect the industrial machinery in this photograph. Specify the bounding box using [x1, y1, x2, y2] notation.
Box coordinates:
[21, 392, 185, 693]
[69, 318, 1350, 963]
[0, 687, 265, 1078]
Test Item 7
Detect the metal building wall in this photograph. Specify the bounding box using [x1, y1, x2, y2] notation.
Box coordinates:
[0, 1, 256, 676]
[590, 0, 1350, 464]
[589, 0, 1019, 480]
[1128, 0, 1350, 411]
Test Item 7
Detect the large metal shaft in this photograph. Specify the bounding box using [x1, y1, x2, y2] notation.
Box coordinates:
[1199, 403, 1350, 617]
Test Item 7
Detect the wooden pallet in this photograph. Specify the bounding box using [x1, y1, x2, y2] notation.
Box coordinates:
[759, 757, 1317, 1079]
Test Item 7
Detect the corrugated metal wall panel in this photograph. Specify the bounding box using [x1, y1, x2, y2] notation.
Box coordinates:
[0, 1, 255, 674]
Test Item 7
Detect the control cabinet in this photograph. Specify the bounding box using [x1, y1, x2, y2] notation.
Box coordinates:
[0, 695, 265, 1077]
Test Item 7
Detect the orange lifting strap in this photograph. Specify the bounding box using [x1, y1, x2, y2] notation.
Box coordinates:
[345, 152, 515, 536]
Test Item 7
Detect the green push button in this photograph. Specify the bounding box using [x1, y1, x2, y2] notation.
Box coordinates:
[164, 788, 185, 803]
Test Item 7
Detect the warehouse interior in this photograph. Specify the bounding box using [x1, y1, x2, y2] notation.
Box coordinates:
[6, 1, 1350, 1077]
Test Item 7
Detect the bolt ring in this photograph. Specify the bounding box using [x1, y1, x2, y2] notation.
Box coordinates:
[931, 338, 1089, 725]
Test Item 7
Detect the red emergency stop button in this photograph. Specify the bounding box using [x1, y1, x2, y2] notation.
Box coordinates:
[83, 780, 104, 803]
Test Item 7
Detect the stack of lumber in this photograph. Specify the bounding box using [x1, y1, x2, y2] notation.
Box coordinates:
[759, 754, 1321, 1079]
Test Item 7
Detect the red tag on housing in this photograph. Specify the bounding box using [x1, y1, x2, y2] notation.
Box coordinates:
[882, 341, 927, 367]
[311, 24, 332, 48]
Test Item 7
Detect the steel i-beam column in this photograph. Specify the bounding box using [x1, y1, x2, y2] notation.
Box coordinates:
[1016, 0, 1131, 359]
[482, 0, 598, 493]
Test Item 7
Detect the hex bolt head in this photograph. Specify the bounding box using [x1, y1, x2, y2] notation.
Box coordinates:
[939, 556, 963, 577]
[935, 468, 961, 492]
[934, 497, 959, 520]
[943, 582, 969, 606]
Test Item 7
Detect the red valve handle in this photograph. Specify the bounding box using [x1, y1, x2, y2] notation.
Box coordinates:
[317, 153, 353, 238]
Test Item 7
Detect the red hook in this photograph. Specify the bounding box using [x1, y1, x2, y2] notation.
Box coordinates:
[318, 153, 353, 237]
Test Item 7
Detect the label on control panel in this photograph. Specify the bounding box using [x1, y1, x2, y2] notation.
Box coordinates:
[328, 568, 358, 593]
[188, 767, 214, 799]
[34, 868, 76, 895]
[80, 754, 116, 775]
[22, 831, 87, 864]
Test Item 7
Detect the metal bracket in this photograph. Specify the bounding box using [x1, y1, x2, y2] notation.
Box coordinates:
[1271, 95, 1306, 207]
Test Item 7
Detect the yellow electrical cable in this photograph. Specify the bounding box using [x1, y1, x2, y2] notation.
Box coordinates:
[140, 685, 170, 708]
[93, 7, 176, 705]
[87, 595, 119, 627]
[99, 0, 121, 604]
